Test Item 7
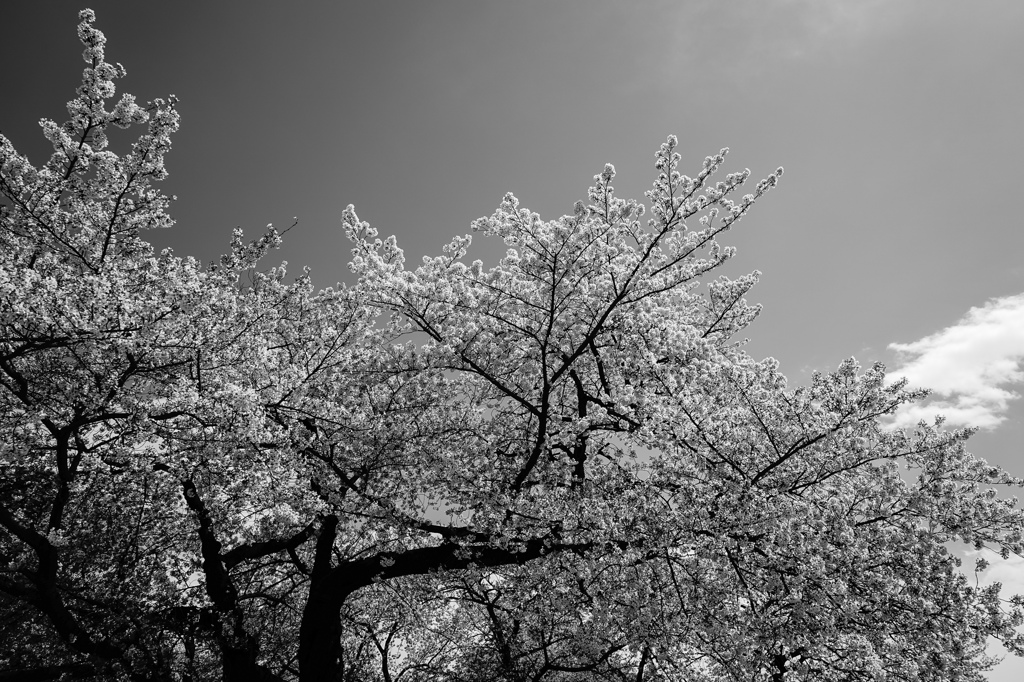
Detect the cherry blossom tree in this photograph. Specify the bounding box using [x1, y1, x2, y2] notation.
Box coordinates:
[3, 10, 1024, 682]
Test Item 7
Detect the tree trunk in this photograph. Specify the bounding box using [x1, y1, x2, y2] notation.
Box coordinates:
[298, 515, 343, 682]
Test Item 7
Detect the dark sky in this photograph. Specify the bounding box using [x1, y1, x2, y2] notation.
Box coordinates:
[5, 2, 1024, 674]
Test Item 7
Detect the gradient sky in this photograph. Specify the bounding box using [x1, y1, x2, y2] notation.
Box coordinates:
[4, 1, 1024, 676]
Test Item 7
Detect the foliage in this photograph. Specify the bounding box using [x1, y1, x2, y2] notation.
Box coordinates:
[2, 10, 1023, 682]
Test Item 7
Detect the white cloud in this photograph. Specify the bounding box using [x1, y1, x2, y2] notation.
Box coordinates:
[779, 0, 913, 42]
[621, 0, 925, 92]
[962, 548, 1024, 679]
[965, 547, 1024, 598]
[887, 293, 1024, 429]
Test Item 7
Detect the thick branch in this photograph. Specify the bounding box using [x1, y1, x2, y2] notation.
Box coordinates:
[327, 537, 596, 604]
[180, 479, 284, 682]
[222, 520, 317, 571]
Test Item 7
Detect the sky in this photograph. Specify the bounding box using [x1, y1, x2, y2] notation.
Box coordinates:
[4, 0, 1024, 676]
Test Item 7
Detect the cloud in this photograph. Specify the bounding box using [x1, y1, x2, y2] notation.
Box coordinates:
[961, 547, 1024, 678]
[778, 0, 916, 41]
[887, 294, 1024, 429]
[616, 0, 925, 92]
[965, 547, 1024, 598]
